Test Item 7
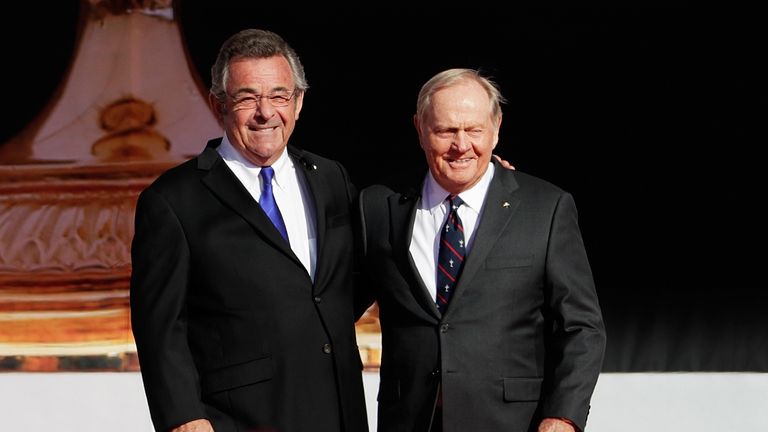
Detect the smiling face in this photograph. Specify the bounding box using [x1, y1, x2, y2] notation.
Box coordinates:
[415, 78, 501, 195]
[209, 55, 304, 166]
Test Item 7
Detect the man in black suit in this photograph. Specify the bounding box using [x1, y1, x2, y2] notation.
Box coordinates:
[130, 29, 367, 432]
[357, 69, 606, 432]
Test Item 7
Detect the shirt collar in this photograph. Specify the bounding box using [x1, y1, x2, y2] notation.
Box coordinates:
[421, 162, 495, 213]
[218, 135, 292, 189]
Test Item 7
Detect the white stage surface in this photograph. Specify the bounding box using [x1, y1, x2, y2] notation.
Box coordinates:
[1, 372, 765, 431]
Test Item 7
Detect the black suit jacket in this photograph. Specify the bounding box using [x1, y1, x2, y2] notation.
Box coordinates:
[130, 138, 368, 432]
[358, 160, 605, 432]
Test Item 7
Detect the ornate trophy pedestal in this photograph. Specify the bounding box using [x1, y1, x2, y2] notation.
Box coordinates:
[0, 161, 178, 370]
[0, 1, 218, 371]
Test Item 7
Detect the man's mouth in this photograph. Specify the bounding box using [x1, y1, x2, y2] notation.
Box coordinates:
[250, 125, 278, 133]
[447, 157, 473, 166]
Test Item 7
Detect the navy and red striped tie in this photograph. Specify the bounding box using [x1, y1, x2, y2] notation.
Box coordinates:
[436, 195, 465, 313]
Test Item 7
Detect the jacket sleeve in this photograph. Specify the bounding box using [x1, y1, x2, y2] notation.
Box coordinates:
[130, 188, 206, 431]
[353, 186, 376, 320]
[540, 192, 606, 431]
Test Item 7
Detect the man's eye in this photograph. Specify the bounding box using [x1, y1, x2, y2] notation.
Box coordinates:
[236, 97, 256, 105]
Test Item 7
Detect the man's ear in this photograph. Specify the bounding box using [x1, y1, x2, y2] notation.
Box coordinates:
[413, 114, 428, 151]
[208, 92, 225, 119]
[294, 91, 305, 120]
[492, 113, 503, 149]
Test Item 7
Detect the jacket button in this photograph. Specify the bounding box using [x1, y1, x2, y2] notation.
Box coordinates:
[431, 368, 440, 376]
[440, 323, 450, 333]
[322, 343, 332, 354]
[314, 296, 322, 303]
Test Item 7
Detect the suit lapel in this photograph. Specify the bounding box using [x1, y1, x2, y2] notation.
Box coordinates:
[198, 142, 300, 266]
[449, 165, 520, 311]
[390, 190, 442, 319]
[288, 147, 327, 288]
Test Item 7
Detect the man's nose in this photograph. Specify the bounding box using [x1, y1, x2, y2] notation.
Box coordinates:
[452, 131, 472, 152]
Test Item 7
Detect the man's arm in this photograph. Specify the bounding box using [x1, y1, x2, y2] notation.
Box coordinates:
[539, 192, 606, 431]
[130, 189, 209, 431]
[352, 186, 377, 320]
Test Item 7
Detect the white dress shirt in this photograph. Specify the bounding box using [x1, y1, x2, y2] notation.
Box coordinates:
[409, 163, 495, 302]
[217, 136, 317, 280]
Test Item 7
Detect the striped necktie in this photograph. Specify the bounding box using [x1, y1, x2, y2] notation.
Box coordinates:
[436, 195, 465, 313]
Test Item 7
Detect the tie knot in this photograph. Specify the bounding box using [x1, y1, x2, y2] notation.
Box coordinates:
[448, 195, 464, 211]
[260, 166, 275, 183]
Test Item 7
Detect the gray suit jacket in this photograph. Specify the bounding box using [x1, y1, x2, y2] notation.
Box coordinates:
[358, 160, 605, 432]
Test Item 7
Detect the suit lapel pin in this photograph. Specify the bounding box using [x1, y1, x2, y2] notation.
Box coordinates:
[300, 157, 317, 170]
[400, 188, 420, 203]
[502, 201, 510, 208]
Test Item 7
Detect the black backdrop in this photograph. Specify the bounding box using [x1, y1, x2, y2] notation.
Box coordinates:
[1, 3, 764, 371]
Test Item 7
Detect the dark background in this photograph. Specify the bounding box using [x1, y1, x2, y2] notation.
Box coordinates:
[1, 3, 764, 371]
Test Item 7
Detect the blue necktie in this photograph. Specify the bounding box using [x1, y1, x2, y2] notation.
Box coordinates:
[259, 166, 289, 243]
[436, 195, 465, 313]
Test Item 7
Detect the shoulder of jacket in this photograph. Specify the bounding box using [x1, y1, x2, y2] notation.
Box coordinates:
[360, 184, 398, 202]
[505, 169, 567, 197]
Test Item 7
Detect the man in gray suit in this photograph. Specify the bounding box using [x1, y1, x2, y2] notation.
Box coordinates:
[357, 69, 606, 432]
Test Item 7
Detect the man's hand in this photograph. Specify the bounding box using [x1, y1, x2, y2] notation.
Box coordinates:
[171, 418, 214, 432]
[492, 154, 515, 170]
[538, 417, 577, 432]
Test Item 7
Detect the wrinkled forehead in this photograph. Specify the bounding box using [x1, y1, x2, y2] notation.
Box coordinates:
[225, 55, 295, 92]
[426, 83, 495, 122]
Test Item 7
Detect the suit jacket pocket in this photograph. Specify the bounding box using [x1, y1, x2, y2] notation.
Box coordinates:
[486, 254, 534, 269]
[377, 377, 400, 402]
[201, 355, 273, 395]
[503, 377, 543, 402]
